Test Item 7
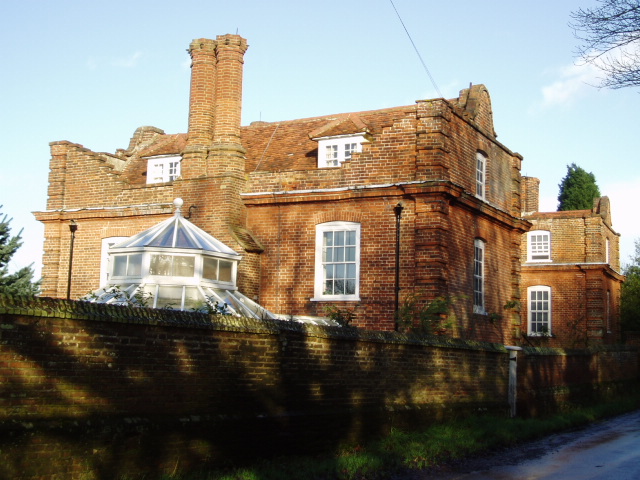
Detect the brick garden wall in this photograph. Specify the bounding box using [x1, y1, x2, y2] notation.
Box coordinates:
[1, 296, 636, 479]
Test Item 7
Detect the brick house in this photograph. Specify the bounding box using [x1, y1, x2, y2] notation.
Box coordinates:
[33, 34, 623, 345]
[519, 179, 624, 347]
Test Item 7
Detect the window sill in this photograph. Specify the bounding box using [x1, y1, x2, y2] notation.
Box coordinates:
[311, 296, 360, 302]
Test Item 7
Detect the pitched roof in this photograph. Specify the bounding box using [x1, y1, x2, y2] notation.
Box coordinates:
[308, 114, 370, 139]
[138, 133, 188, 158]
[241, 105, 414, 172]
[118, 104, 416, 174]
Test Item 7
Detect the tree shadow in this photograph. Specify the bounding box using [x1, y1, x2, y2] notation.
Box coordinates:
[1, 296, 512, 479]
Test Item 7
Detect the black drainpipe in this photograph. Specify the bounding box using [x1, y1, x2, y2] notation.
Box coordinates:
[393, 203, 404, 329]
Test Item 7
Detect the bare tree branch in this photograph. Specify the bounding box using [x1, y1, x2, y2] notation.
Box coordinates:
[570, 0, 640, 89]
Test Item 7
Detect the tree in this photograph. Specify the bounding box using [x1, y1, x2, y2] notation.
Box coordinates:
[0, 207, 40, 297]
[570, 0, 640, 89]
[621, 239, 640, 331]
[557, 163, 601, 211]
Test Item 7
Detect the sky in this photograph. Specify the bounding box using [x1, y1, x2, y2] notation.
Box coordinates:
[1, 0, 638, 280]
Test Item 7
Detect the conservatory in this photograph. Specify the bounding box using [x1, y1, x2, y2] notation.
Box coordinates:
[87, 198, 276, 319]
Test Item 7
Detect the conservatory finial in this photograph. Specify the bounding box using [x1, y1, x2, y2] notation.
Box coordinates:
[173, 198, 184, 215]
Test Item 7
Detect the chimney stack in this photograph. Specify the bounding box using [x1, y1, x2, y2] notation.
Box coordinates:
[521, 176, 540, 215]
[183, 34, 248, 179]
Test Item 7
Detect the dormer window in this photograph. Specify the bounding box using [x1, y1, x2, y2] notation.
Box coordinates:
[147, 155, 181, 184]
[317, 135, 366, 168]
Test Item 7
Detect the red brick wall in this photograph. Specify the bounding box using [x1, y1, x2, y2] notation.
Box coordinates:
[35, 37, 528, 344]
[1, 298, 511, 479]
[520, 211, 624, 347]
[521, 265, 622, 347]
[518, 348, 638, 415]
[1, 298, 636, 479]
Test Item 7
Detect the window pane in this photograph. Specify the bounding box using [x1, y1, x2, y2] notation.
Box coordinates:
[168, 161, 180, 181]
[325, 264, 334, 279]
[346, 231, 356, 245]
[150, 255, 172, 276]
[157, 286, 183, 309]
[335, 247, 344, 262]
[219, 260, 232, 283]
[113, 256, 127, 277]
[174, 224, 192, 248]
[346, 279, 355, 295]
[346, 246, 355, 262]
[334, 231, 344, 246]
[154, 228, 175, 248]
[184, 287, 200, 310]
[346, 263, 356, 278]
[127, 254, 142, 276]
[203, 257, 218, 281]
[324, 246, 333, 262]
[323, 232, 333, 247]
[335, 279, 345, 294]
[173, 256, 195, 277]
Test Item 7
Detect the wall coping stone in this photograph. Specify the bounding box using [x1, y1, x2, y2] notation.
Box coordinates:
[0, 295, 508, 353]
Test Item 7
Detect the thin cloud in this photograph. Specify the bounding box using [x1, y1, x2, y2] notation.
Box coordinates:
[537, 62, 601, 110]
[111, 51, 143, 68]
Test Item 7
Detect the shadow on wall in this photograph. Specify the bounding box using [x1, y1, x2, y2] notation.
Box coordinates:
[0, 296, 510, 479]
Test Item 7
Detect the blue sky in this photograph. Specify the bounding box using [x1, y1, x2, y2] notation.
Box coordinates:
[1, 0, 638, 279]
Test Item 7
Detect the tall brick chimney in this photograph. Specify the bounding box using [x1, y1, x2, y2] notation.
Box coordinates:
[521, 176, 540, 215]
[182, 34, 248, 179]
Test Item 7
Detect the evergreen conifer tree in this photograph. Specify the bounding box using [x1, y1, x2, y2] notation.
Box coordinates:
[0, 207, 40, 296]
[557, 163, 601, 211]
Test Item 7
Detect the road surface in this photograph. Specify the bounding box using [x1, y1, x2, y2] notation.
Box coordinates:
[412, 409, 640, 479]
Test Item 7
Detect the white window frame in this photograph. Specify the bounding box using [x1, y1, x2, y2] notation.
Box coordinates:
[100, 237, 128, 285]
[527, 230, 551, 262]
[528, 285, 552, 336]
[312, 221, 361, 301]
[146, 155, 182, 184]
[317, 135, 367, 168]
[475, 152, 487, 199]
[473, 238, 485, 314]
[111, 253, 144, 279]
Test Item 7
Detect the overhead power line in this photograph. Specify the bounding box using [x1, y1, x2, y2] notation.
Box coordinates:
[389, 0, 443, 98]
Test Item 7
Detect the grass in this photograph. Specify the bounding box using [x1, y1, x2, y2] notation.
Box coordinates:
[153, 395, 640, 480]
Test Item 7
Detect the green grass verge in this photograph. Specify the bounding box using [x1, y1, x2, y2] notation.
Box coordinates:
[154, 395, 640, 480]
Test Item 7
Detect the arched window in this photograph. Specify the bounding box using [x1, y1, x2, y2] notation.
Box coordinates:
[313, 221, 361, 301]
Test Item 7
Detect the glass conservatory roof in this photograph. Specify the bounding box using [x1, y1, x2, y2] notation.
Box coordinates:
[111, 199, 238, 256]
[86, 199, 338, 326]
